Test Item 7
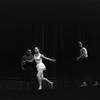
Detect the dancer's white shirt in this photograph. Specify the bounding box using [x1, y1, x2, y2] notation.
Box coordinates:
[34, 53, 46, 70]
[80, 47, 88, 58]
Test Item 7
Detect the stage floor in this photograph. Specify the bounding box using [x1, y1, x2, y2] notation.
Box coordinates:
[0, 79, 100, 100]
[0, 87, 100, 100]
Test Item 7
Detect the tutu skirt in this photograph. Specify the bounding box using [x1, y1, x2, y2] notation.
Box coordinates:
[36, 62, 46, 70]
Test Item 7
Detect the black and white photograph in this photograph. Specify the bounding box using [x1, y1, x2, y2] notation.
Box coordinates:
[0, 0, 100, 100]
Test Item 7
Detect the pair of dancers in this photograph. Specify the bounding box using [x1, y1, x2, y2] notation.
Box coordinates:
[21, 47, 56, 90]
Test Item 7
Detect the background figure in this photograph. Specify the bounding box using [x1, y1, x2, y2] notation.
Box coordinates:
[77, 41, 88, 60]
[76, 41, 88, 87]
[21, 49, 36, 90]
[33, 47, 56, 90]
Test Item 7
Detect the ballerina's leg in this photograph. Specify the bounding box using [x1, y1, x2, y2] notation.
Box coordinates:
[41, 71, 54, 88]
[37, 71, 42, 90]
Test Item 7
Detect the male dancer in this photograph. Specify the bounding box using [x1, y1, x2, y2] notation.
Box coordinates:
[21, 49, 36, 90]
[77, 42, 88, 87]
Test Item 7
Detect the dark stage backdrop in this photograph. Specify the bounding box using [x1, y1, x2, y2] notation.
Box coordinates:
[0, 0, 100, 79]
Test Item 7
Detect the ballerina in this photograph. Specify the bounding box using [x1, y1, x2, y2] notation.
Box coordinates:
[25, 47, 56, 90]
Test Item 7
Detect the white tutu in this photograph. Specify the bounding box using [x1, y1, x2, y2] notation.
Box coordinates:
[36, 62, 46, 70]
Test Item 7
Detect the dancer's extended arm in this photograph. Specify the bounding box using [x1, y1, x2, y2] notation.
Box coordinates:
[42, 54, 56, 62]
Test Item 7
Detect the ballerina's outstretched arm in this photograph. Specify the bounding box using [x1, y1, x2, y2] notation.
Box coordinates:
[41, 54, 56, 62]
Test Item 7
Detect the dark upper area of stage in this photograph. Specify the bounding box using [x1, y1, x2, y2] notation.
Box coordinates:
[0, 0, 100, 77]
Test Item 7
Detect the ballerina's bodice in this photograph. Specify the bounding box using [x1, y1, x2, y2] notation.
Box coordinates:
[34, 53, 42, 64]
